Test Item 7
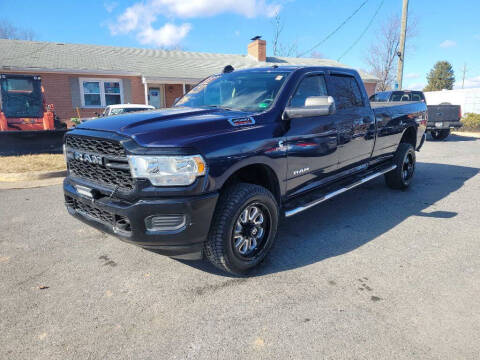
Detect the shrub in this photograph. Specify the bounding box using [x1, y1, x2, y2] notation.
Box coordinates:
[461, 113, 480, 130]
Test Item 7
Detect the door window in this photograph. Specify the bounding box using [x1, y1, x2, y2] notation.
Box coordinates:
[290, 75, 327, 107]
[329, 75, 363, 109]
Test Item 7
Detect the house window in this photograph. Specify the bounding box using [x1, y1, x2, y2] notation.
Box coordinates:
[79, 78, 123, 107]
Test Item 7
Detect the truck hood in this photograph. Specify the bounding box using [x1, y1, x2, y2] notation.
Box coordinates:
[77, 107, 256, 147]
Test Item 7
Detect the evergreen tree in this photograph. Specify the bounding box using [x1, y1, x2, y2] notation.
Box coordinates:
[423, 61, 455, 91]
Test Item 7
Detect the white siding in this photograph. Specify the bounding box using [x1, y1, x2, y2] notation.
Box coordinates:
[424, 88, 480, 115]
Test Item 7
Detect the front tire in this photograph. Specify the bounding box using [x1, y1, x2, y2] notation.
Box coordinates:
[385, 143, 416, 190]
[204, 183, 279, 275]
[430, 129, 450, 140]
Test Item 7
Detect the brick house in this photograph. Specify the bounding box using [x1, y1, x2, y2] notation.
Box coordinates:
[0, 38, 378, 123]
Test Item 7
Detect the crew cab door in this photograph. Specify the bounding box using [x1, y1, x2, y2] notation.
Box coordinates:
[284, 73, 338, 196]
[326, 73, 375, 169]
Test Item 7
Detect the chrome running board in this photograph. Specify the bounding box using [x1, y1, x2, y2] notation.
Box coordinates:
[284, 164, 397, 218]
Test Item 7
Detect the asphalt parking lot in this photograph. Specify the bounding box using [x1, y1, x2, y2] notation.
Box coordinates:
[1, 134, 479, 360]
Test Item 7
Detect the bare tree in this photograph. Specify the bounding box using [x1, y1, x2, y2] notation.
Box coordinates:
[0, 19, 36, 40]
[271, 11, 298, 57]
[365, 14, 417, 91]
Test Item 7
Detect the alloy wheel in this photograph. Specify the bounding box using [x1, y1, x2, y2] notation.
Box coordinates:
[232, 203, 271, 258]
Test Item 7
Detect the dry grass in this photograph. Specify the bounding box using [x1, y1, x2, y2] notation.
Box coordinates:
[0, 154, 66, 173]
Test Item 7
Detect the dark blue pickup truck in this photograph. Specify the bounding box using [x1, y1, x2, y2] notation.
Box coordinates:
[63, 66, 427, 274]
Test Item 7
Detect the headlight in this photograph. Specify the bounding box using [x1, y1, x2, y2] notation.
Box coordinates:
[127, 155, 206, 186]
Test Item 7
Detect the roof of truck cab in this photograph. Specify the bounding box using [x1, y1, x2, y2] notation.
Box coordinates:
[231, 65, 358, 72]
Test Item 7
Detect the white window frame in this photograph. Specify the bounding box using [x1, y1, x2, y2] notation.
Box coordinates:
[79, 78, 124, 108]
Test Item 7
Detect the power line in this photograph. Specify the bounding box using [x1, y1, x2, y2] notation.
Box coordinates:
[337, 0, 385, 62]
[297, 0, 370, 58]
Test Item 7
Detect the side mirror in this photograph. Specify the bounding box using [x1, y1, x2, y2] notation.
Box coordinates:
[282, 96, 336, 120]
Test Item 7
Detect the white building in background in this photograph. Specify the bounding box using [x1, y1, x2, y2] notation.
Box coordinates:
[424, 88, 480, 116]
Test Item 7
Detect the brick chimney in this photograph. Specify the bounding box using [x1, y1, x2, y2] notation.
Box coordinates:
[248, 38, 266, 62]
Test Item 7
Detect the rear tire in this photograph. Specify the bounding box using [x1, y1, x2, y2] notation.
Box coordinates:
[385, 143, 416, 190]
[430, 129, 450, 140]
[204, 183, 279, 275]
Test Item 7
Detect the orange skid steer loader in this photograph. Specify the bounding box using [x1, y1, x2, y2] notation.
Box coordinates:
[0, 74, 66, 155]
[0, 74, 56, 131]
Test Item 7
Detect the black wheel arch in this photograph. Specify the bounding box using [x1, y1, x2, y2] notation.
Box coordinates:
[220, 163, 282, 206]
[399, 126, 417, 148]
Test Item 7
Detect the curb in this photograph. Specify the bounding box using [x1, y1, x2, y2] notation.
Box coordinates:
[0, 170, 67, 183]
[452, 131, 480, 138]
[0, 177, 64, 190]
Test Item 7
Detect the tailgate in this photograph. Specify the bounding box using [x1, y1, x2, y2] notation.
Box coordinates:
[427, 105, 461, 122]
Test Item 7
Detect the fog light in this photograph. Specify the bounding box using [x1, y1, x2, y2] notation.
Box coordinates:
[435, 122, 443, 128]
[145, 214, 186, 232]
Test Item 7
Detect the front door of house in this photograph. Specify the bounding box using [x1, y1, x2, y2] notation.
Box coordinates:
[148, 87, 161, 108]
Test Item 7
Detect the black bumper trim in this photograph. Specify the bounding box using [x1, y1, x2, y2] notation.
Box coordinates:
[426, 121, 463, 130]
[64, 179, 218, 258]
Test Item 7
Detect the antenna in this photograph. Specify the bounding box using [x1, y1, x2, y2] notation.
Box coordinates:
[223, 65, 234, 73]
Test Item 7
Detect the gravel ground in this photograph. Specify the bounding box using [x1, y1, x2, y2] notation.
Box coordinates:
[1, 134, 479, 360]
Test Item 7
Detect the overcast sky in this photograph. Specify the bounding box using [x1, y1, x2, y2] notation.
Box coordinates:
[2, 0, 479, 90]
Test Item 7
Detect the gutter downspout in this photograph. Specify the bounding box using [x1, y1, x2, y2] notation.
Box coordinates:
[141, 76, 148, 105]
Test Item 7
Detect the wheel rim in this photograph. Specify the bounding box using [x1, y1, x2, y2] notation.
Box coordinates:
[402, 152, 415, 182]
[232, 202, 271, 258]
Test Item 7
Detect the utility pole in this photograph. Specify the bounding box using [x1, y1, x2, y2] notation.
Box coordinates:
[396, 0, 409, 90]
[461, 63, 468, 89]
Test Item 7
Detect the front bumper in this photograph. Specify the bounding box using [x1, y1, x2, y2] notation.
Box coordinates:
[64, 179, 218, 259]
[427, 121, 462, 130]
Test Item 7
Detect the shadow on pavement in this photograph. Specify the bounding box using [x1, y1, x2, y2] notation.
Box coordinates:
[179, 162, 479, 277]
[429, 134, 479, 142]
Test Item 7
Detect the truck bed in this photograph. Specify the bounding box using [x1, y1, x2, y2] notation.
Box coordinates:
[370, 101, 422, 109]
[370, 101, 426, 117]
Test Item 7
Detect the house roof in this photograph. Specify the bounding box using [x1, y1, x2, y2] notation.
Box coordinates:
[0, 39, 378, 83]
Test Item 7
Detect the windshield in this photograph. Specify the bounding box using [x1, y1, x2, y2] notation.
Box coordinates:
[175, 71, 289, 112]
[1, 76, 43, 118]
[5, 78, 34, 93]
[110, 107, 150, 115]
